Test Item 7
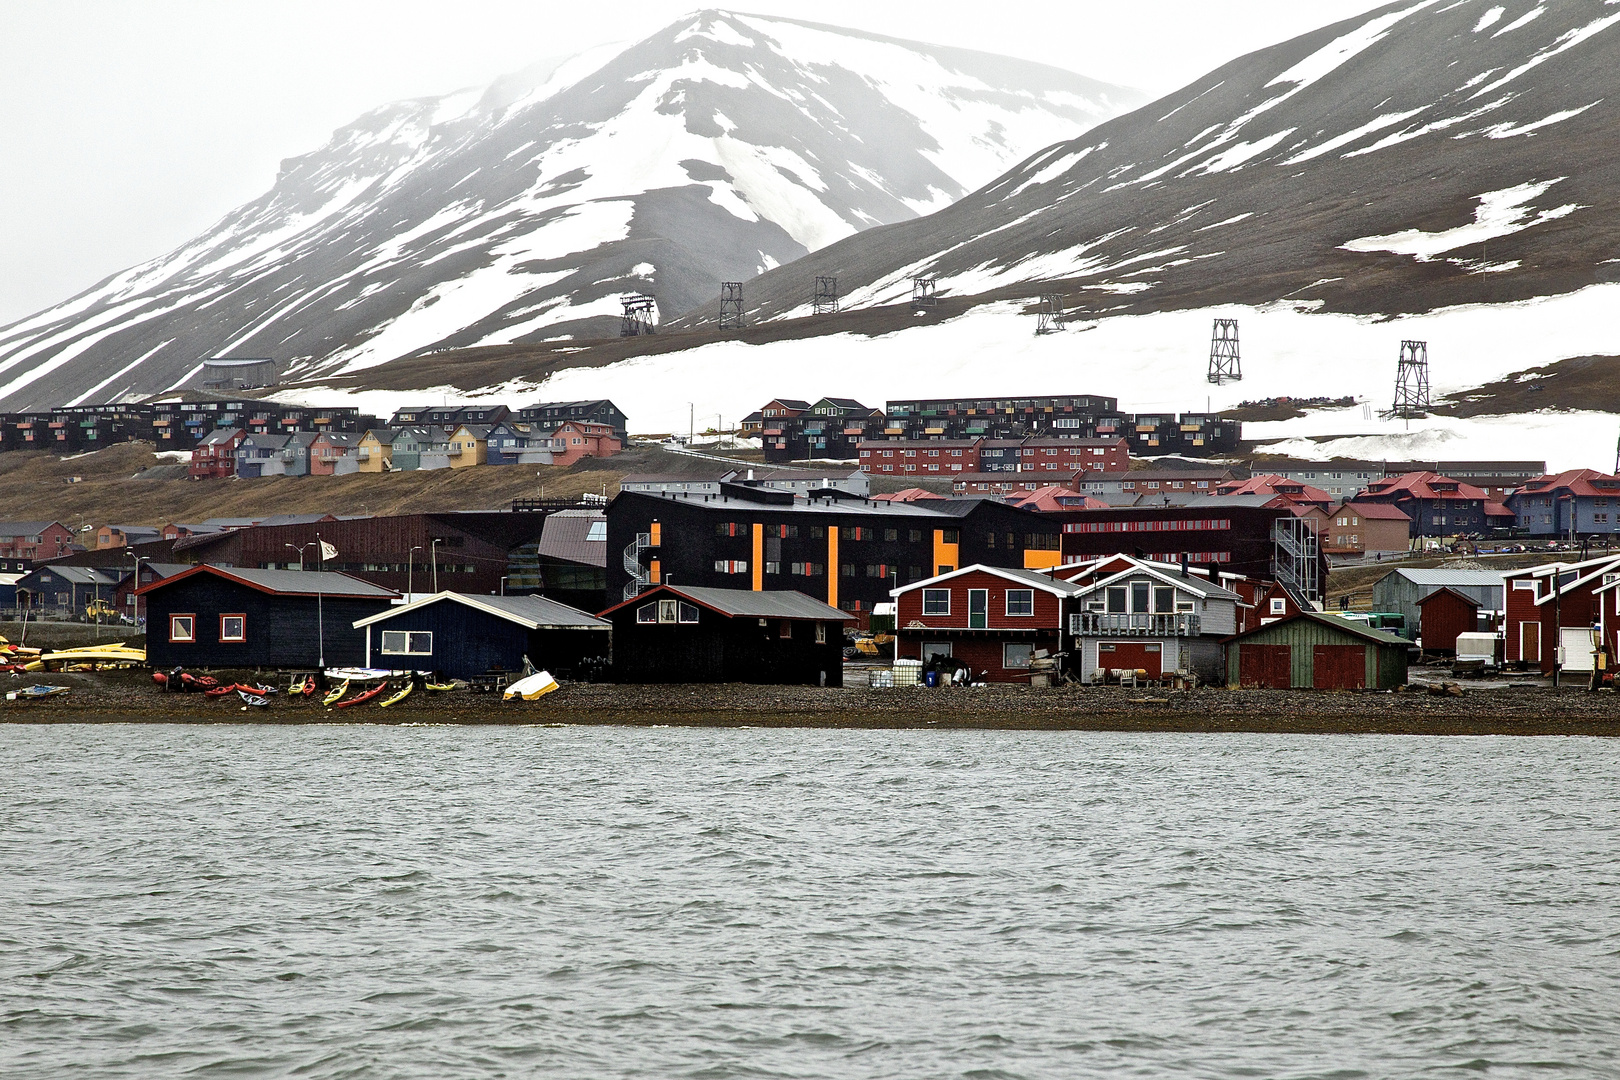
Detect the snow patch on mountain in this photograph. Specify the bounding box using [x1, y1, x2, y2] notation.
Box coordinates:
[1341, 179, 1580, 260]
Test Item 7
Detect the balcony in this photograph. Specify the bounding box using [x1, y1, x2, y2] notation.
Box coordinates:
[1071, 612, 1200, 637]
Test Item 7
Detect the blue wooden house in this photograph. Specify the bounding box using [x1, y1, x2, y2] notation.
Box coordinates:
[352, 592, 610, 679]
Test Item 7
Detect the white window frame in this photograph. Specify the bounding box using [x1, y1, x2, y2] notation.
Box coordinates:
[219, 614, 246, 643]
[922, 588, 951, 616]
[1005, 589, 1035, 617]
[169, 614, 195, 643]
[1003, 643, 1033, 669]
[381, 630, 434, 655]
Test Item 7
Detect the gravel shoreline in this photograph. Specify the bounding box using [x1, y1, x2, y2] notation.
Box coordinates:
[4, 672, 1619, 736]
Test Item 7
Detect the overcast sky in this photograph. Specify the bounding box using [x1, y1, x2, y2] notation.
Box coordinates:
[1, 0, 1388, 325]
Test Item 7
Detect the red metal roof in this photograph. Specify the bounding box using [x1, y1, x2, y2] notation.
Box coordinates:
[1214, 473, 1332, 504]
[1362, 471, 1488, 501]
[1514, 468, 1620, 498]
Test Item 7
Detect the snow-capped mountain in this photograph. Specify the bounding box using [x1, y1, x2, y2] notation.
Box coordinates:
[0, 10, 1142, 411]
[722, 0, 1620, 322]
[346, 0, 1620, 470]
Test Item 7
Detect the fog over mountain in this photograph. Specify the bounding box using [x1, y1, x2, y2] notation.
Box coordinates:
[0, 10, 1142, 411]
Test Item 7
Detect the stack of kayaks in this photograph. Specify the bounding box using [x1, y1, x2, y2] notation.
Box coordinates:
[24, 643, 146, 672]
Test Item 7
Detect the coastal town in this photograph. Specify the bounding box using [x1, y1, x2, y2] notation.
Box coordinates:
[2, 385, 1618, 722]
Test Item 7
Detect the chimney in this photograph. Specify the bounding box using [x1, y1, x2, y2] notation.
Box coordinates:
[1180, 553, 1190, 578]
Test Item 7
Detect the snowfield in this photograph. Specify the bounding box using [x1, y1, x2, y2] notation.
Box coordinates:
[273, 281, 1620, 470]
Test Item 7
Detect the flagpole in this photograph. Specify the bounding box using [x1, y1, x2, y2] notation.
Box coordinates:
[316, 530, 325, 671]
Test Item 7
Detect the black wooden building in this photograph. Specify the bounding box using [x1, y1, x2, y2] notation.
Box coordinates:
[138, 565, 397, 669]
[601, 585, 852, 685]
[353, 592, 610, 679]
[606, 488, 1065, 620]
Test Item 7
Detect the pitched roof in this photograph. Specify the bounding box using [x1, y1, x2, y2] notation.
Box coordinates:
[23, 565, 118, 585]
[1069, 559, 1242, 602]
[600, 585, 853, 621]
[0, 521, 68, 536]
[1513, 468, 1620, 497]
[536, 511, 607, 568]
[135, 564, 398, 599]
[1224, 610, 1411, 646]
[1214, 474, 1332, 503]
[1337, 501, 1411, 520]
[1417, 586, 1483, 609]
[1006, 487, 1106, 512]
[1381, 568, 1504, 588]
[890, 563, 1081, 599]
[353, 591, 609, 630]
[870, 488, 949, 503]
[1362, 471, 1488, 501]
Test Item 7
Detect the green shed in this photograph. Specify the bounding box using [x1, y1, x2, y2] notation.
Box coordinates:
[1225, 611, 1410, 690]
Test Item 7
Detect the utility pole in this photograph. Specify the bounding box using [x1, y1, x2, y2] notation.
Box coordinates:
[408, 545, 423, 601]
[431, 538, 442, 593]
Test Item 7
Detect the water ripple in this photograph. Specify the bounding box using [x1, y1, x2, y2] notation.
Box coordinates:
[1, 726, 1618, 1078]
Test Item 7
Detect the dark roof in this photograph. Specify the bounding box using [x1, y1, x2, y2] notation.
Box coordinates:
[1417, 586, 1483, 609]
[136, 564, 398, 599]
[1223, 610, 1410, 646]
[22, 565, 118, 585]
[354, 591, 609, 630]
[0, 521, 68, 536]
[536, 511, 607, 568]
[601, 585, 854, 621]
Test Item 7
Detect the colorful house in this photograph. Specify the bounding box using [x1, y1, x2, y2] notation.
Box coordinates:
[309, 432, 360, 476]
[448, 424, 491, 468]
[891, 564, 1079, 683]
[355, 429, 400, 473]
[189, 428, 246, 480]
[1225, 612, 1409, 689]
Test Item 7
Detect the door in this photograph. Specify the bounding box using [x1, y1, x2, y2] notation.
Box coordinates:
[969, 589, 988, 629]
[1099, 641, 1161, 678]
[1312, 644, 1367, 689]
[1239, 643, 1292, 688]
[1522, 621, 1540, 663]
[1560, 627, 1597, 673]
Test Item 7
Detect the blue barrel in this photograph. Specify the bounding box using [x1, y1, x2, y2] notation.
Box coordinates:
[924, 670, 938, 687]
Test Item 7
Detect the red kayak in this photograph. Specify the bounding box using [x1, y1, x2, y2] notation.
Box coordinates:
[334, 682, 387, 709]
[204, 684, 236, 698]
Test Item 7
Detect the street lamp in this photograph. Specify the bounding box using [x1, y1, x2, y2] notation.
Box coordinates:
[285, 541, 317, 571]
[285, 538, 325, 670]
[408, 544, 423, 601]
[499, 575, 508, 596]
[431, 538, 442, 593]
[126, 549, 146, 628]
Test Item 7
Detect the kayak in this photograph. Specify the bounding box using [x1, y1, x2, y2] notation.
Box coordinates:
[378, 682, 413, 708]
[204, 684, 236, 699]
[322, 679, 350, 706]
[334, 682, 387, 709]
[503, 670, 558, 701]
[425, 681, 457, 693]
[6, 685, 69, 700]
[237, 690, 269, 707]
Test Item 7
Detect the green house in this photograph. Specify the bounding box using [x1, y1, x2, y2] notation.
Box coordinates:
[1225, 611, 1409, 690]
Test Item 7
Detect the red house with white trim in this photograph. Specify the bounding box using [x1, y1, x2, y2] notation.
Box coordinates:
[891, 564, 1077, 682]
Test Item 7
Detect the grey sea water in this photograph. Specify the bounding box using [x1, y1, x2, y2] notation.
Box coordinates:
[2, 725, 1618, 1079]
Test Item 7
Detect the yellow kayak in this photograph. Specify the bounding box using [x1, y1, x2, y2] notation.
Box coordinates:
[378, 681, 413, 708]
[322, 679, 350, 707]
[502, 670, 558, 701]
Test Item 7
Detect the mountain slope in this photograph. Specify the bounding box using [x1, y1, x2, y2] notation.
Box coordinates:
[711, 0, 1620, 324]
[0, 10, 1142, 410]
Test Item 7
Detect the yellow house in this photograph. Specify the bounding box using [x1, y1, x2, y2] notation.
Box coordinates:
[448, 424, 491, 468]
[355, 429, 398, 473]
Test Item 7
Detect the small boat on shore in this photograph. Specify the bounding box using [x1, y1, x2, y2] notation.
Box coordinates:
[378, 682, 413, 708]
[335, 682, 387, 709]
[322, 679, 350, 706]
[237, 690, 269, 708]
[6, 685, 70, 701]
[503, 670, 558, 701]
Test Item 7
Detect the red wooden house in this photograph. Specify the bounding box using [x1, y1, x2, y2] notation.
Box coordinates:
[1416, 587, 1483, 655]
[1502, 556, 1620, 669]
[188, 428, 246, 480]
[891, 565, 1078, 682]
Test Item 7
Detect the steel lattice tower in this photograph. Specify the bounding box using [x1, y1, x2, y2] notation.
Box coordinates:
[1390, 340, 1431, 419]
[910, 276, 938, 312]
[1207, 319, 1241, 384]
[619, 295, 657, 337]
[1035, 295, 1063, 335]
[813, 276, 839, 315]
[719, 282, 744, 330]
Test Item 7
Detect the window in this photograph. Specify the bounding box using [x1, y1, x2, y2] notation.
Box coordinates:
[811, 525, 825, 540]
[1154, 587, 1175, 613]
[1131, 581, 1151, 612]
[1006, 589, 1034, 616]
[942, 529, 959, 544]
[1106, 587, 1127, 614]
[381, 630, 433, 655]
[909, 529, 923, 543]
[220, 614, 246, 642]
[841, 563, 855, 578]
[169, 614, 195, 643]
[765, 561, 781, 575]
[779, 621, 793, 639]
[986, 532, 997, 549]
[815, 623, 827, 644]
[922, 589, 951, 615]
[1269, 598, 1288, 615]
[921, 642, 953, 662]
[1003, 643, 1033, 669]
